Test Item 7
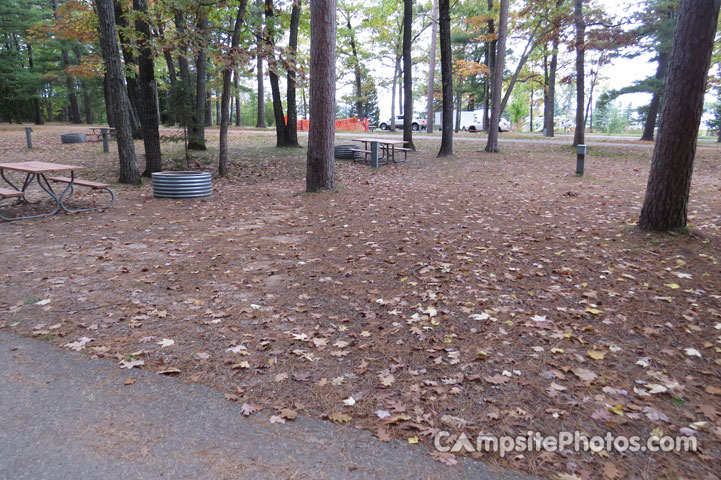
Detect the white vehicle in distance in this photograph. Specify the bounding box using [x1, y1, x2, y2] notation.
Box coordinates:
[429, 110, 511, 132]
[379, 115, 422, 131]
[466, 111, 511, 132]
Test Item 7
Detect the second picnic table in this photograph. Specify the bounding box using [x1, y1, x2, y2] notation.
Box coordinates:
[350, 138, 409, 164]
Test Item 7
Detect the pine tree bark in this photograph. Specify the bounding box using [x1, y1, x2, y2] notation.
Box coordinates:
[437, 0, 453, 156]
[103, 73, 115, 127]
[402, 0, 415, 151]
[485, 0, 508, 152]
[220, 0, 248, 177]
[265, 0, 291, 146]
[390, 57, 399, 132]
[234, 70, 242, 126]
[426, 0, 438, 134]
[639, 0, 720, 231]
[572, 0, 585, 147]
[134, 0, 162, 176]
[306, 0, 336, 192]
[640, 49, 670, 141]
[544, 0, 562, 137]
[95, 0, 141, 185]
[484, 0, 496, 132]
[286, 0, 301, 146]
[256, 0, 266, 128]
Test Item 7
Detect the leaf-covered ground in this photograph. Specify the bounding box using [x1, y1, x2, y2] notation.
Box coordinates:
[1, 125, 720, 479]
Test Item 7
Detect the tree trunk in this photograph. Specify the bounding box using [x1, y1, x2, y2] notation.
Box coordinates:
[188, 9, 208, 150]
[174, 10, 193, 129]
[640, 49, 670, 141]
[573, 0, 585, 147]
[390, 57, 399, 132]
[27, 44, 44, 125]
[499, 26, 540, 115]
[529, 87, 533, 132]
[114, 1, 143, 138]
[103, 73, 115, 127]
[544, 0, 562, 137]
[454, 76, 461, 132]
[437, 0, 453, 157]
[402, 0, 415, 150]
[484, 0, 496, 132]
[205, 91, 212, 126]
[134, 0, 162, 176]
[265, 0, 292, 147]
[220, 0, 248, 176]
[256, 0, 266, 129]
[234, 70, 242, 126]
[286, 0, 301, 146]
[306, 0, 336, 192]
[426, 0, 438, 133]
[347, 16, 364, 118]
[485, 0, 508, 152]
[639, 0, 720, 231]
[95, 0, 141, 185]
[544, 40, 559, 136]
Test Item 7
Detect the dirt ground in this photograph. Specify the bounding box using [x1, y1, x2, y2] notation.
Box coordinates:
[1, 124, 720, 480]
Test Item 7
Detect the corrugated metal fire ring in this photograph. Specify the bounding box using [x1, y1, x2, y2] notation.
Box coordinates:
[151, 171, 212, 198]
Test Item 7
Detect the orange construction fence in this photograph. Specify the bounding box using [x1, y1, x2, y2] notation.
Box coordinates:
[286, 116, 369, 132]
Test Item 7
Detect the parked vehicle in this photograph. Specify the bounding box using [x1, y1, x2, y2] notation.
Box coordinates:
[467, 110, 511, 132]
[379, 115, 422, 131]
[430, 110, 511, 132]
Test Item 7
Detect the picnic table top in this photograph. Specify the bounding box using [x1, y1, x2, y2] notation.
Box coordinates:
[0, 161, 85, 174]
[89, 127, 116, 132]
[351, 138, 409, 145]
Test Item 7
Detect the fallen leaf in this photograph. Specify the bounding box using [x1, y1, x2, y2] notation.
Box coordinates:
[602, 461, 626, 479]
[643, 406, 669, 422]
[119, 359, 144, 369]
[280, 408, 297, 420]
[587, 350, 606, 361]
[329, 412, 352, 424]
[375, 427, 391, 442]
[485, 374, 510, 385]
[124, 378, 136, 386]
[706, 386, 721, 395]
[240, 403, 258, 416]
[572, 367, 597, 383]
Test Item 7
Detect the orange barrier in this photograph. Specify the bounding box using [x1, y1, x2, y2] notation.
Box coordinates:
[288, 116, 369, 132]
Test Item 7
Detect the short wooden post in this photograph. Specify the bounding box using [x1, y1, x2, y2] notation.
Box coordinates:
[25, 127, 32, 149]
[576, 144, 586, 176]
[101, 128, 109, 153]
[370, 141, 379, 168]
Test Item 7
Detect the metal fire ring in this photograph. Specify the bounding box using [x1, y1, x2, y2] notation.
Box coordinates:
[151, 171, 212, 199]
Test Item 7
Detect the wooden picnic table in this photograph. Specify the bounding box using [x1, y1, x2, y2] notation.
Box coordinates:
[0, 161, 84, 221]
[88, 127, 116, 142]
[351, 138, 409, 164]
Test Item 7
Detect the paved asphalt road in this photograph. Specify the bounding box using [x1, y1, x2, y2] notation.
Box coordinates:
[0, 331, 536, 480]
